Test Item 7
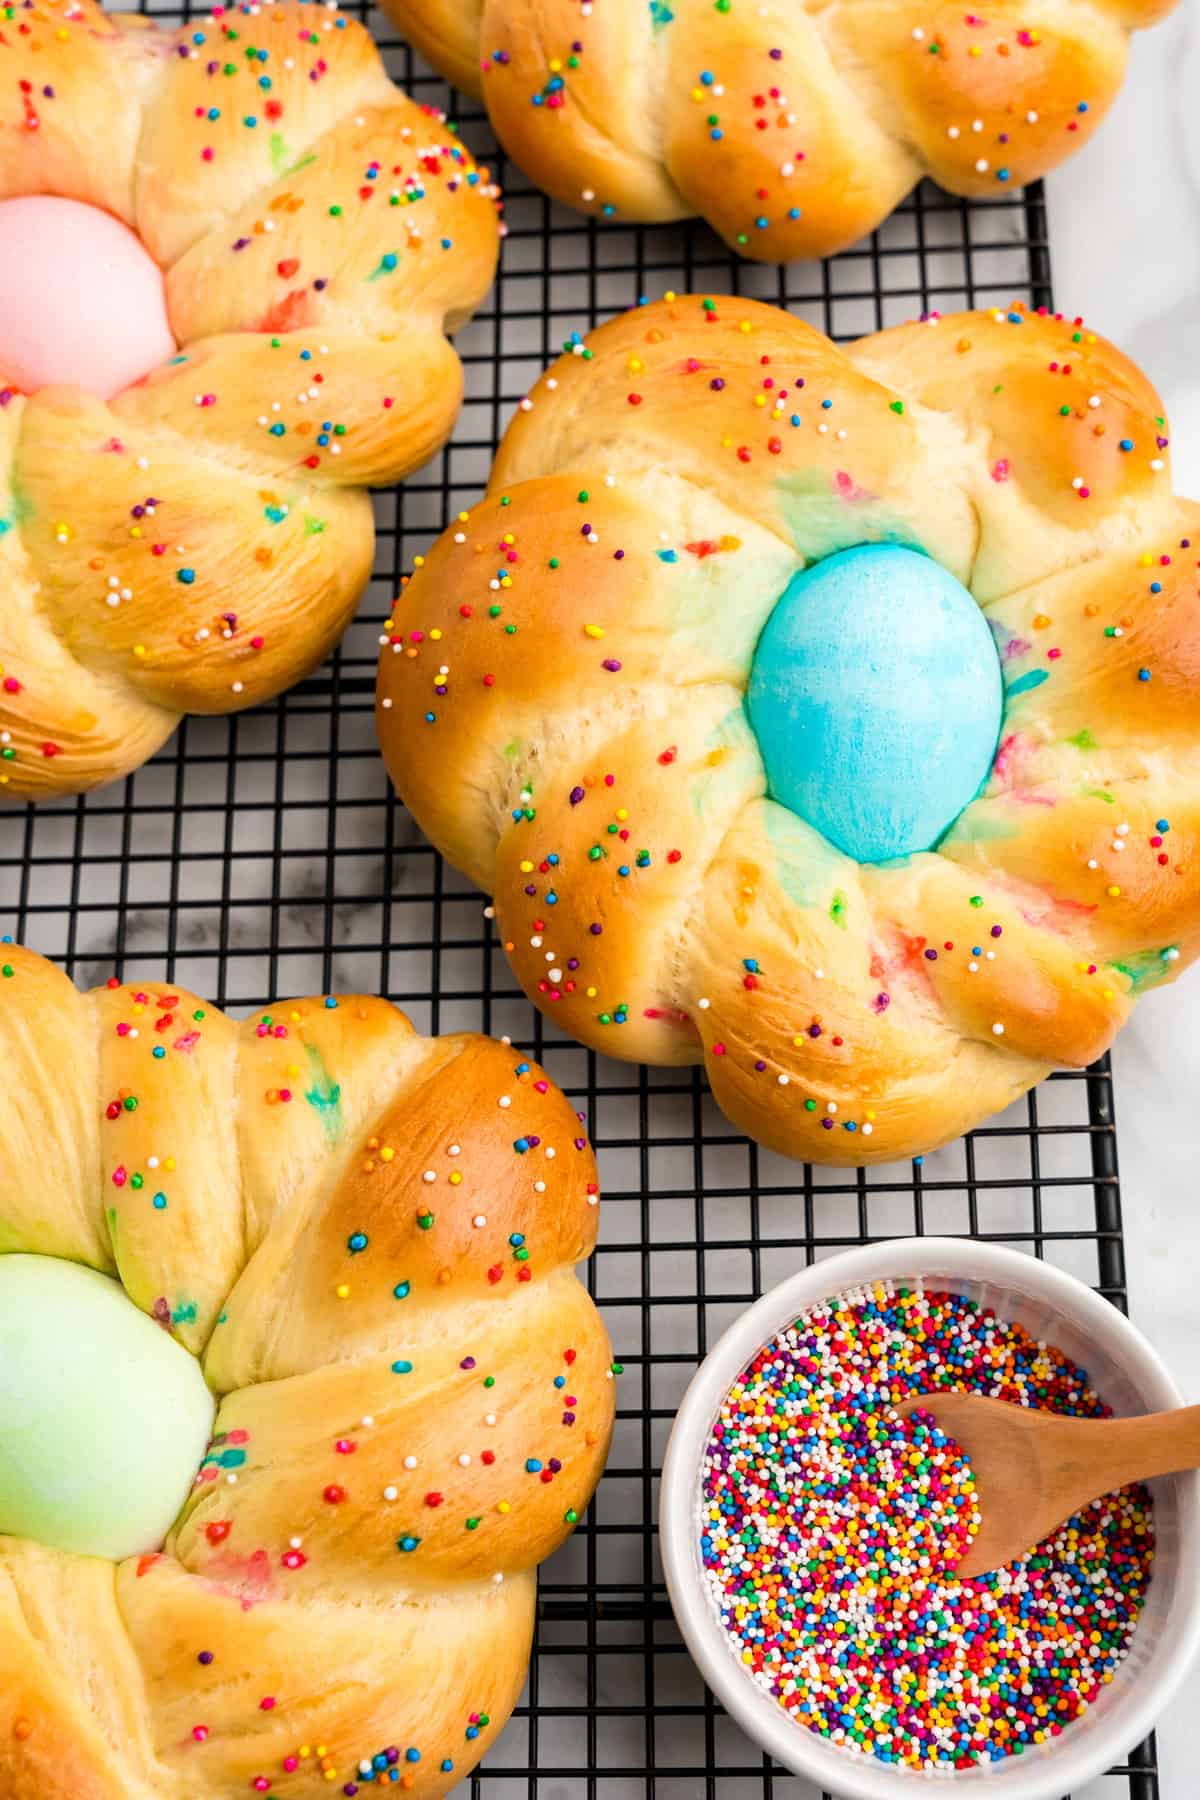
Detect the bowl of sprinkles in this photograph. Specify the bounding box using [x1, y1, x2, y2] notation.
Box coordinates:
[660, 1239, 1200, 1799]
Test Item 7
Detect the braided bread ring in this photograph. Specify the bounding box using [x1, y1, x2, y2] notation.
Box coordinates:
[380, 0, 1173, 260]
[378, 296, 1199, 1167]
[0, 1, 500, 798]
[0, 943, 612, 1797]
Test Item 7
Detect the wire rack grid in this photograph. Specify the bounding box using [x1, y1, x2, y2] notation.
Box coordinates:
[0, 5, 1163, 1796]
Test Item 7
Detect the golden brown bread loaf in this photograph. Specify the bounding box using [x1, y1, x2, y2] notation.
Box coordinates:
[0, 0, 501, 799]
[379, 0, 1175, 260]
[0, 943, 613, 1797]
[377, 296, 1199, 1166]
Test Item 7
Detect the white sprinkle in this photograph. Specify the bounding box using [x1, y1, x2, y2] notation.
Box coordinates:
[499, 1095, 512, 1109]
[422, 1169, 436, 1183]
[458, 1453, 471, 1467]
[992, 1022, 1005, 1035]
[473, 1214, 488, 1228]
[403, 1455, 418, 1470]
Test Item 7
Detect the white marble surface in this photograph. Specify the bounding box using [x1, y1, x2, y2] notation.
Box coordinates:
[1047, 7, 1200, 1791]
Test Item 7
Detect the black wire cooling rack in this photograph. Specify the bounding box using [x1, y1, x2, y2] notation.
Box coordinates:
[0, 6, 1163, 1796]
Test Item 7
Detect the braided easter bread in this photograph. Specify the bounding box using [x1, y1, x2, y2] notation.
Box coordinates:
[377, 297, 1199, 1167]
[379, 0, 1174, 260]
[0, 0, 501, 799]
[0, 943, 612, 1798]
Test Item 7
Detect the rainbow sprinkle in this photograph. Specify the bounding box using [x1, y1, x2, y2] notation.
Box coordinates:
[700, 1282, 1153, 1770]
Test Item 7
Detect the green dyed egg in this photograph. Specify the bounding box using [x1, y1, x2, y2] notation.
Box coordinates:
[0, 1254, 214, 1561]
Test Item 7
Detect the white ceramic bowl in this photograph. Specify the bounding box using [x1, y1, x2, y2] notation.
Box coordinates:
[660, 1238, 1200, 1800]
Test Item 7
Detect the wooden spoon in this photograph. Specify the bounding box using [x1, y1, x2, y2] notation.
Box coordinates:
[893, 1393, 1200, 1579]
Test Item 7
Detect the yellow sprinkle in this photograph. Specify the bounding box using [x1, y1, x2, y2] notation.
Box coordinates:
[586, 986, 597, 998]
[520, 860, 534, 873]
[133, 645, 146, 658]
[335, 1284, 350, 1299]
[738, 320, 752, 334]
[628, 357, 644, 374]
[664, 290, 676, 302]
[380, 1146, 395, 1163]
[449, 1171, 462, 1185]
[497, 1500, 511, 1514]
[584, 623, 606, 639]
[429, 628, 442, 641]
[413, 555, 425, 568]
[1107, 885, 1121, 897]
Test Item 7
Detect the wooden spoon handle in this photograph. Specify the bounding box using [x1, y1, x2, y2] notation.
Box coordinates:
[1083, 1403, 1200, 1491]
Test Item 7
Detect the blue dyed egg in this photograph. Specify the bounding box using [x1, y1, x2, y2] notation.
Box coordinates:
[746, 545, 1002, 864]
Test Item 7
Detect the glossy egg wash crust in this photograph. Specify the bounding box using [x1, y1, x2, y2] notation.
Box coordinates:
[378, 296, 1200, 1169]
[0, 0, 501, 799]
[0, 944, 613, 1799]
[379, 0, 1176, 262]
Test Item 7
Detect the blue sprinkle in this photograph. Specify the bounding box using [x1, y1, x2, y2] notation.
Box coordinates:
[152, 1045, 165, 1059]
[152, 1193, 168, 1210]
[397, 1535, 420, 1552]
[392, 1359, 413, 1374]
[513, 1137, 530, 1154]
[393, 1282, 410, 1300]
[526, 1458, 543, 1473]
[348, 1232, 368, 1253]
